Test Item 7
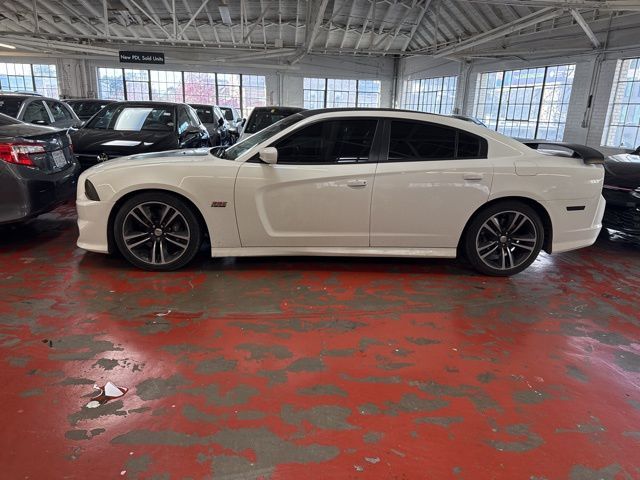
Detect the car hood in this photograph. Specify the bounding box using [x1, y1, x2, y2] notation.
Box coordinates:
[84, 148, 216, 174]
[604, 153, 640, 189]
[71, 128, 176, 155]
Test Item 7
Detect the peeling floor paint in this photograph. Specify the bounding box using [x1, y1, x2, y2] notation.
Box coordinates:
[0, 205, 639, 479]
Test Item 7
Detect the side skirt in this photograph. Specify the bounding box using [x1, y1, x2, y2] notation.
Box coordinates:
[210, 246, 458, 259]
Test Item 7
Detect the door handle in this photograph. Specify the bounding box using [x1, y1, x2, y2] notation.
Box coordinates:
[463, 173, 484, 181]
[347, 180, 368, 188]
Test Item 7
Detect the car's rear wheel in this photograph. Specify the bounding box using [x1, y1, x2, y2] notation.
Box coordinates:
[464, 201, 544, 276]
[114, 192, 202, 271]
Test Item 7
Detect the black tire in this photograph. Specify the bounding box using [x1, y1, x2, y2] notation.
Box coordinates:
[113, 192, 202, 271]
[463, 201, 544, 276]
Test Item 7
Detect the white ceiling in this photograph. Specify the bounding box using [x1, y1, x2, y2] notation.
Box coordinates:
[1, 0, 639, 61]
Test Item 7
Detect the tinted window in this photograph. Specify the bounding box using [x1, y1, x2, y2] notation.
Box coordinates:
[186, 107, 201, 127]
[457, 131, 483, 158]
[22, 101, 50, 124]
[221, 108, 234, 121]
[193, 106, 214, 124]
[245, 108, 302, 134]
[388, 121, 456, 160]
[0, 98, 25, 118]
[86, 105, 175, 132]
[69, 101, 109, 119]
[274, 119, 377, 164]
[46, 101, 73, 121]
[177, 107, 189, 134]
[0, 113, 21, 126]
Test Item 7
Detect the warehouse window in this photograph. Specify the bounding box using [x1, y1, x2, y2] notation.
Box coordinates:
[242, 75, 267, 117]
[217, 73, 241, 109]
[184, 72, 216, 104]
[124, 69, 150, 101]
[96, 68, 265, 113]
[303, 78, 381, 109]
[602, 58, 640, 149]
[150, 70, 183, 102]
[0, 62, 59, 97]
[402, 76, 457, 114]
[473, 64, 575, 141]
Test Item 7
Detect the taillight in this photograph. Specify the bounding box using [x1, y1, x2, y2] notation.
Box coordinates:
[0, 142, 46, 167]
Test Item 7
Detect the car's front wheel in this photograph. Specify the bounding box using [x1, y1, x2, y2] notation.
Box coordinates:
[464, 201, 544, 276]
[113, 192, 202, 271]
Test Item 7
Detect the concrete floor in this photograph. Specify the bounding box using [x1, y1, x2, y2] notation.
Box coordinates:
[0, 203, 639, 480]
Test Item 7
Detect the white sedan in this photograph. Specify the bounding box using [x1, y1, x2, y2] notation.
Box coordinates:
[76, 109, 605, 276]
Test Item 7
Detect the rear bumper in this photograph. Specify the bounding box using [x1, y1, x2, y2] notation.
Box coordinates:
[547, 194, 605, 253]
[0, 162, 79, 225]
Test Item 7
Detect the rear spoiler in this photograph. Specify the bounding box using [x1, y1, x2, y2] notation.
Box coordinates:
[524, 141, 604, 165]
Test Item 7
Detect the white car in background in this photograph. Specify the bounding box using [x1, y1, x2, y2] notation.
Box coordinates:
[76, 109, 605, 276]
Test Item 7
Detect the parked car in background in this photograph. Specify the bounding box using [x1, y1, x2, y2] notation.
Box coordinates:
[0, 93, 82, 129]
[601, 146, 640, 235]
[189, 104, 232, 146]
[0, 113, 79, 224]
[76, 109, 605, 276]
[71, 101, 210, 170]
[219, 106, 244, 141]
[66, 99, 116, 122]
[239, 106, 306, 141]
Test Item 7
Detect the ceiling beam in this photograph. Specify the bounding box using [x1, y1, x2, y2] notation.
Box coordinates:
[430, 7, 566, 57]
[570, 8, 601, 47]
[179, 0, 212, 38]
[402, 0, 432, 51]
[465, 0, 640, 12]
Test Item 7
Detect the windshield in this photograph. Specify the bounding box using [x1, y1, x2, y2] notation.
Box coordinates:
[0, 98, 25, 118]
[244, 108, 303, 134]
[69, 101, 109, 119]
[86, 104, 175, 132]
[221, 108, 234, 121]
[216, 113, 305, 160]
[192, 106, 214, 124]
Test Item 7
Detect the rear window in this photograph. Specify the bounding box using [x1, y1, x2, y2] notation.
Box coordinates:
[244, 108, 301, 134]
[193, 106, 214, 124]
[0, 98, 25, 118]
[221, 108, 234, 121]
[69, 101, 109, 119]
[86, 105, 175, 132]
[0, 113, 21, 126]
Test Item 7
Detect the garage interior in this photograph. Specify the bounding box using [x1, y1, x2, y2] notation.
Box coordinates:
[1, 1, 639, 479]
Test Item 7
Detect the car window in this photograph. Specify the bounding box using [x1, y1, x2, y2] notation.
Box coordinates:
[0, 98, 25, 118]
[69, 101, 108, 119]
[186, 107, 201, 127]
[177, 107, 189, 134]
[244, 108, 301, 134]
[274, 119, 377, 164]
[222, 108, 234, 121]
[193, 106, 214, 124]
[46, 101, 73, 121]
[86, 105, 175, 132]
[22, 100, 51, 125]
[0, 113, 21, 126]
[457, 130, 484, 158]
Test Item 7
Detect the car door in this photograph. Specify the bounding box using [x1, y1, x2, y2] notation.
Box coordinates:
[371, 119, 493, 248]
[21, 100, 52, 126]
[235, 118, 381, 247]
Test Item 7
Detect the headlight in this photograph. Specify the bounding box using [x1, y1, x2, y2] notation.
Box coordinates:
[85, 179, 100, 201]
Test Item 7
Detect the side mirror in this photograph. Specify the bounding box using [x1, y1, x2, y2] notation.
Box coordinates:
[241, 118, 246, 126]
[259, 147, 278, 164]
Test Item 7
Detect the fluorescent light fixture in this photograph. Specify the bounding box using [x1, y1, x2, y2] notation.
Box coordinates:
[219, 5, 232, 25]
[0, 42, 16, 50]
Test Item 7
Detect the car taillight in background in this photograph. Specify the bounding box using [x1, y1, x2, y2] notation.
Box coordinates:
[0, 142, 47, 167]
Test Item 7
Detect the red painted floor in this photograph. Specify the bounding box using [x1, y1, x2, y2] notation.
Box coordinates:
[0, 203, 639, 479]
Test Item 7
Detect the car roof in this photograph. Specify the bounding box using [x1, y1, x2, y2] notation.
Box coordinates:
[251, 106, 306, 114]
[66, 98, 115, 103]
[105, 101, 181, 107]
[0, 93, 59, 101]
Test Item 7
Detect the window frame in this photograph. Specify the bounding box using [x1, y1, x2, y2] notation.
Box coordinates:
[263, 117, 385, 165]
[402, 76, 458, 115]
[472, 64, 575, 141]
[601, 57, 640, 149]
[0, 62, 59, 98]
[302, 78, 382, 109]
[379, 119, 488, 163]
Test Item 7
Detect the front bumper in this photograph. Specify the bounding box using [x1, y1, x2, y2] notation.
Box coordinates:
[0, 162, 79, 225]
[602, 188, 640, 234]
